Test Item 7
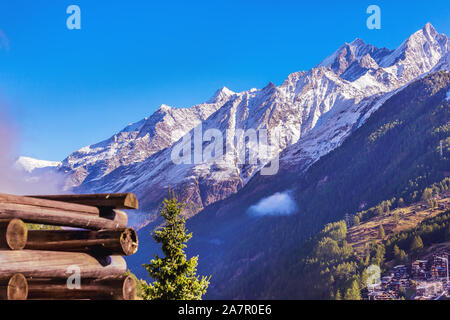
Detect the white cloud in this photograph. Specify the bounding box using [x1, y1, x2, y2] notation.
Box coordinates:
[0, 108, 65, 195]
[248, 191, 297, 217]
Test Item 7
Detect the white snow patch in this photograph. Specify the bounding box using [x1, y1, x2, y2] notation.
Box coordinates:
[14, 156, 60, 173]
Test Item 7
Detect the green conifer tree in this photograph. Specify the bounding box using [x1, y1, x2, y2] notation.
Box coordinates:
[344, 280, 361, 300]
[393, 245, 400, 257]
[410, 235, 424, 257]
[393, 211, 400, 226]
[398, 250, 408, 264]
[378, 224, 385, 239]
[142, 193, 211, 300]
[353, 216, 360, 226]
[421, 188, 433, 201]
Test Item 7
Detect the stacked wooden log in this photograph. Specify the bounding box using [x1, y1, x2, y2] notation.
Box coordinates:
[0, 193, 139, 300]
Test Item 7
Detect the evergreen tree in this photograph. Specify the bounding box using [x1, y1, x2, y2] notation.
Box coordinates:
[410, 235, 424, 257]
[344, 280, 361, 300]
[378, 224, 385, 239]
[335, 290, 342, 300]
[360, 269, 369, 290]
[393, 245, 408, 264]
[370, 244, 385, 266]
[393, 211, 400, 226]
[393, 245, 400, 257]
[375, 206, 384, 216]
[421, 188, 433, 201]
[142, 193, 211, 300]
[383, 201, 391, 215]
[398, 250, 407, 264]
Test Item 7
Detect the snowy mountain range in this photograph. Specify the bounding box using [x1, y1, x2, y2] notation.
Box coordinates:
[25, 23, 449, 229]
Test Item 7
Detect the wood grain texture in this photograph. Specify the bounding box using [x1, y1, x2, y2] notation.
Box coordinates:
[0, 193, 99, 215]
[27, 276, 136, 300]
[0, 274, 28, 300]
[0, 192, 138, 300]
[0, 203, 127, 230]
[0, 219, 28, 250]
[0, 250, 127, 280]
[26, 228, 138, 256]
[29, 193, 139, 210]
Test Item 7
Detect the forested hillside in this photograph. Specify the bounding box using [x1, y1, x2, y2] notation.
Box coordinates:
[181, 71, 450, 299]
[264, 181, 450, 300]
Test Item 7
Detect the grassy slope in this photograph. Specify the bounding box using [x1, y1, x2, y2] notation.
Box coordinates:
[348, 192, 450, 255]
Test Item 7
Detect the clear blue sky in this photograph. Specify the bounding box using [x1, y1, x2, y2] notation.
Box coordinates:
[0, 0, 448, 161]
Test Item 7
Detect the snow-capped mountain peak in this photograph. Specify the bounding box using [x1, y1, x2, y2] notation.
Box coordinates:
[59, 87, 234, 189]
[423, 22, 438, 38]
[157, 104, 173, 112]
[55, 23, 449, 229]
[379, 22, 448, 68]
[207, 86, 236, 103]
[349, 38, 365, 47]
[318, 37, 392, 76]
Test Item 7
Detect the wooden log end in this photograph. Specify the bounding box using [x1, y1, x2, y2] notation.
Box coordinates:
[8, 219, 28, 250]
[5, 274, 28, 300]
[122, 276, 136, 300]
[120, 228, 139, 256]
[0, 219, 28, 250]
[123, 193, 139, 210]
